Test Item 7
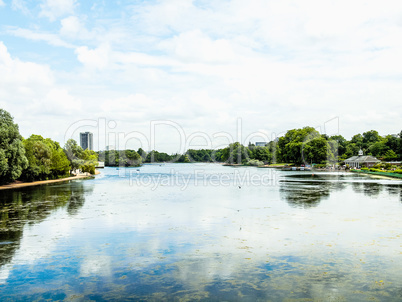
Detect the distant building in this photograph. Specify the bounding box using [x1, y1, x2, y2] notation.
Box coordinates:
[106, 145, 115, 151]
[255, 142, 267, 147]
[344, 149, 380, 168]
[80, 132, 93, 150]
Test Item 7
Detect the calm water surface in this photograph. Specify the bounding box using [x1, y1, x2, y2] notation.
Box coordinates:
[1, 164, 402, 301]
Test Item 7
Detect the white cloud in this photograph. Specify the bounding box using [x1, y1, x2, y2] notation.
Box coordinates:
[29, 88, 82, 116]
[7, 27, 75, 48]
[75, 44, 111, 70]
[40, 0, 76, 21]
[60, 15, 82, 37]
[0, 41, 53, 88]
[1, 0, 402, 149]
[11, 0, 29, 14]
[0, 0, 5, 7]
[80, 255, 112, 277]
[160, 30, 238, 64]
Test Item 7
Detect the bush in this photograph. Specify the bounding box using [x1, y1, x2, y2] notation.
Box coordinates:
[247, 159, 264, 166]
[81, 163, 96, 174]
[393, 169, 402, 174]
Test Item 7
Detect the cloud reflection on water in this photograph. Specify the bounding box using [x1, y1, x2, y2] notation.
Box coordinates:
[1, 165, 402, 300]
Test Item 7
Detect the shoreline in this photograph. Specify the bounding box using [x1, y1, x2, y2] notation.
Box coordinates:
[350, 169, 402, 180]
[0, 170, 100, 191]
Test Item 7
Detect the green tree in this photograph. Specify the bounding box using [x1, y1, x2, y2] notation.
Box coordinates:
[329, 135, 347, 158]
[22, 135, 52, 181]
[369, 140, 387, 157]
[64, 139, 84, 171]
[277, 127, 320, 164]
[399, 131, 402, 160]
[80, 149, 99, 173]
[22, 135, 71, 181]
[351, 134, 363, 149]
[383, 149, 397, 161]
[384, 134, 398, 153]
[303, 136, 334, 164]
[137, 148, 147, 161]
[249, 146, 271, 163]
[120, 149, 141, 166]
[0, 109, 28, 184]
[221, 142, 250, 164]
[362, 130, 381, 150]
[343, 142, 360, 159]
[50, 145, 70, 178]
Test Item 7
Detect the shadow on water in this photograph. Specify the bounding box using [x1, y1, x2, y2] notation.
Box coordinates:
[0, 181, 93, 267]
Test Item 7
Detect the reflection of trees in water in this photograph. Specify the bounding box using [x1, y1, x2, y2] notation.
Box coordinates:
[0, 181, 92, 267]
[280, 181, 332, 208]
[384, 185, 402, 202]
[352, 182, 383, 196]
[362, 182, 382, 196]
[351, 182, 362, 194]
[283, 175, 401, 208]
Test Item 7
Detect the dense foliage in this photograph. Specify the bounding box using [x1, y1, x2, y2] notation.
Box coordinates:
[99, 149, 142, 167]
[100, 127, 402, 167]
[64, 139, 98, 174]
[0, 109, 28, 184]
[22, 135, 70, 181]
[0, 109, 100, 184]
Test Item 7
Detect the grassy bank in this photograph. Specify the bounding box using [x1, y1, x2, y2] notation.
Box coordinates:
[351, 169, 402, 179]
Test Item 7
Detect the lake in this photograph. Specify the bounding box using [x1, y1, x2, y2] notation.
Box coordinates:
[1, 163, 402, 301]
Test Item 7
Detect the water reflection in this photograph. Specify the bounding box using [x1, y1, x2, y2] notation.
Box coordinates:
[280, 180, 330, 208]
[0, 181, 92, 268]
[1, 166, 402, 301]
[281, 172, 402, 208]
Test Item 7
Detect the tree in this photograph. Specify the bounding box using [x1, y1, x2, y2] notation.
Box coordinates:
[64, 139, 84, 171]
[362, 130, 381, 149]
[50, 146, 70, 178]
[369, 140, 387, 157]
[120, 149, 141, 166]
[343, 143, 360, 159]
[22, 135, 71, 181]
[351, 134, 363, 148]
[329, 135, 347, 158]
[22, 135, 52, 181]
[277, 127, 320, 164]
[137, 148, 147, 161]
[249, 146, 271, 163]
[383, 150, 397, 161]
[221, 142, 250, 164]
[399, 131, 402, 160]
[0, 109, 28, 184]
[303, 136, 334, 164]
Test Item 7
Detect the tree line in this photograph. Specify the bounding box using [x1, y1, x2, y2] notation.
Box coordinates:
[99, 126, 402, 167]
[0, 109, 98, 185]
[2, 108, 402, 185]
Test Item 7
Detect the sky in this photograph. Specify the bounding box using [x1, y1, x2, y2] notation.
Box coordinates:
[0, 0, 402, 153]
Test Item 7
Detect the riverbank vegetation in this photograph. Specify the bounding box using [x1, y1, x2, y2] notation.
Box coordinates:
[2, 108, 402, 185]
[0, 109, 98, 185]
[98, 127, 401, 167]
